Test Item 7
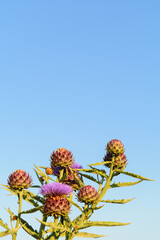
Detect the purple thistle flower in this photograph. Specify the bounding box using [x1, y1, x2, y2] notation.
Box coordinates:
[40, 182, 73, 196]
[52, 167, 61, 176]
[71, 162, 83, 170]
[52, 162, 82, 176]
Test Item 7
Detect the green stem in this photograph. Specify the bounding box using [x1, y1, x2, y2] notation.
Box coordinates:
[39, 215, 47, 239]
[85, 158, 115, 220]
[79, 204, 88, 227]
[72, 158, 115, 235]
[12, 190, 23, 240]
[98, 161, 114, 202]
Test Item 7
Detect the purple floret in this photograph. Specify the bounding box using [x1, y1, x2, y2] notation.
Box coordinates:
[40, 182, 73, 196]
[52, 162, 82, 176]
[71, 162, 83, 169]
[53, 167, 61, 176]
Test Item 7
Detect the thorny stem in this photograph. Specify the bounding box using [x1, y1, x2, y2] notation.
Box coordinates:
[84, 157, 115, 219]
[39, 215, 47, 239]
[12, 190, 23, 240]
[98, 158, 114, 202]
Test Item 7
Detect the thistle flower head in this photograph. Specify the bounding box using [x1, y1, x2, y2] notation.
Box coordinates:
[107, 139, 124, 155]
[8, 170, 32, 190]
[77, 185, 99, 203]
[50, 148, 74, 168]
[43, 195, 71, 217]
[40, 182, 73, 196]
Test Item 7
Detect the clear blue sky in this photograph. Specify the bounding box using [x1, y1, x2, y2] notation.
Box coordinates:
[0, 1, 160, 239]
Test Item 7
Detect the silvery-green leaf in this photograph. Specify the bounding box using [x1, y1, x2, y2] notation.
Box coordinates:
[101, 198, 135, 204]
[116, 171, 154, 181]
[75, 232, 107, 238]
[20, 218, 39, 239]
[110, 180, 143, 188]
[81, 221, 131, 229]
[0, 219, 9, 230]
[36, 219, 72, 233]
[0, 225, 22, 238]
[89, 162, 107, 166]
[21, 206, 42, 214]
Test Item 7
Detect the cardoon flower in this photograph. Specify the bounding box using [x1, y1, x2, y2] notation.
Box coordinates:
[40, 182, 72, 217]
[77, 185, 99, 203]
[71, 162, 83, 169]
[43, 195, 71, 217]
[107, 139, 124, 155]
[40, 182, 73, 196]
[8, 170, 32, 190]
[50, 148, 74, 167]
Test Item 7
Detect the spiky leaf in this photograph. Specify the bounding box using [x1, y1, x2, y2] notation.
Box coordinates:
[34, 165, 49, 183]
[90, 205, 104, 211]
[79, 169, 108, 179]
[0, 225, 22, 238]
[36, 219, 72, 233]
[75, 232, 107, 238]
[89, 162, 107, 166]
[101, 198, 135, 204]
[69, 169, 84, 188]
[116, 171, 154, 181]
[79, 173, 99, 183]
[59, 168, 69, 182]
[0, 219, 9, 230]
[110, 180, 143, 188]
[19, 218, 39, 239]
[81, 221, 131, 229]
[67, 198, 83, 212]
[21, 206, 42, 214]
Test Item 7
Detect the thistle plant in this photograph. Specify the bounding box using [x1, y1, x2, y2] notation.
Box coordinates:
[0, 142, 153, 240]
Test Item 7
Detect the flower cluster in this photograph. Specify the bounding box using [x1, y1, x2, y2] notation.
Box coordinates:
[104, 139, 127, 170]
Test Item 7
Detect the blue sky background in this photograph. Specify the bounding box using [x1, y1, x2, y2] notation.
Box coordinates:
[0, 1, 160, 239]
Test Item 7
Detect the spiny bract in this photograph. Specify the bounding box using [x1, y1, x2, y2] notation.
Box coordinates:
[107, 139, 124, 155]
[43, 195, 71, 217]
[77, 185, 99, 203]
[104, 152, 127, 169]
[61, 168, 82, 190]
[8, 170, 32, 190]
[51, 148, 74, 167]
[52, 162, 83, 190]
